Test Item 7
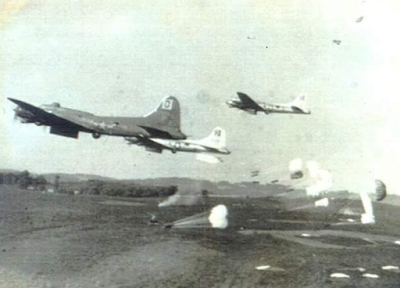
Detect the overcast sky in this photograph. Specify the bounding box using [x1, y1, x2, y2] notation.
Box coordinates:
[1, 0, 399, 193]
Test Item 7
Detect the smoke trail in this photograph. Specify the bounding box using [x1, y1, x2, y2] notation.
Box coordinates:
[165, 205, 229, 229]
[360, 190, 375, 224]
[158, 193, 202, 207]
[158, 194, 181, 207]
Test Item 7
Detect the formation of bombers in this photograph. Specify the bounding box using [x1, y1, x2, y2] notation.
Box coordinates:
[8, 93, 389, 207]
[9, 92, 310, 162]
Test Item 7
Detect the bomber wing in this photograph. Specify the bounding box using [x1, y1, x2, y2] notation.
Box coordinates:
[126, 136, 164, 153]
[236, 92, 265, 112]
[8, 98, 94, 138]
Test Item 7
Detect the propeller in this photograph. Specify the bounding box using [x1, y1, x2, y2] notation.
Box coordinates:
[12, 106, 22, 123]
[11, 105, 47, 131]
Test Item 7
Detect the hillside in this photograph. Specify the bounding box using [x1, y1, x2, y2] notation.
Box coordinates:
[42, 173, 117, 183]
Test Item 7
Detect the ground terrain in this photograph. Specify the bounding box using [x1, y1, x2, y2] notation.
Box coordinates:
[1, 185, 400, 288]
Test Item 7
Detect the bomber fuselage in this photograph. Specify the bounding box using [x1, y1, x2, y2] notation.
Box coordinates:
[150, 138, 231, 154]
[14, 102, 186, 139]
[226, 99, 311, 114]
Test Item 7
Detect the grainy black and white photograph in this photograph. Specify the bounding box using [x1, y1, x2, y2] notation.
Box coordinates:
[1, 0, 400, 287]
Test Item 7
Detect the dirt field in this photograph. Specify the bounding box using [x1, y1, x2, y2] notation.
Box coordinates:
[1, 185, 400, 288]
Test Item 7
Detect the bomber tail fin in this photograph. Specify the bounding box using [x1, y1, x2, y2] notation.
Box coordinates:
[291, 95, 310, 114]
[143, 96, 185, 138]
[200, 127, 226, 148]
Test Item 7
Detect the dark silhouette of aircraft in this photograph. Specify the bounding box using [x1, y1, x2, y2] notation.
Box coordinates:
[8, 96, 186, 140]
[227, 92, 311, 115]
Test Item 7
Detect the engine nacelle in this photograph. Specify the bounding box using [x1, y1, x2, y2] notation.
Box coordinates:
[92, 132, 101, 139]
[14, 107, 35, 122]
[145, 146, 162, 153]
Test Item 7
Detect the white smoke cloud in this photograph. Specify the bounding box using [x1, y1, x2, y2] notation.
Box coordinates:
[314, 197, 329, 207]
[208, 204, 228, 229]
[305, 161, 333, 197]
[158, 194, 181, 207]
[289, 158, 303, 173]
[306, 161, 320, 179]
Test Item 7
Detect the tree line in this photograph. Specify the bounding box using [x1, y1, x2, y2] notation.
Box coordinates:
[1, 171, 177, 198]
[0, 170, 47, 190]
[59, 180, 178, 198]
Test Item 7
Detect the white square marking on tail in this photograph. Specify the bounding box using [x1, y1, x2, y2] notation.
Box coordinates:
[162, 99, 173, 110]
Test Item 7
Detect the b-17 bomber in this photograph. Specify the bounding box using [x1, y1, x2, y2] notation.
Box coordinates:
[125, 127, 230, 163]
[8, 96, 186, 140]
[227, 92, 311, 115]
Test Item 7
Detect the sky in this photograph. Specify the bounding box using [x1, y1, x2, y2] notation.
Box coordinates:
[0, 0, 399, 193]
